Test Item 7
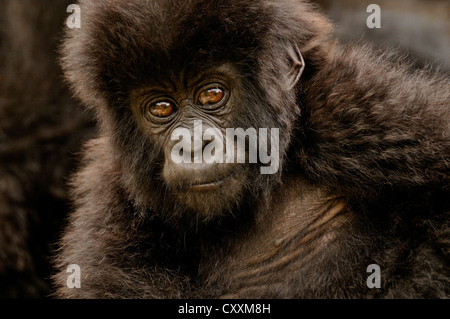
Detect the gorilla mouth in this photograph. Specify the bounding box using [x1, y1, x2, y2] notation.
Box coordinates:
[188, 180, 225, 191]
[187, 171, 239, 192]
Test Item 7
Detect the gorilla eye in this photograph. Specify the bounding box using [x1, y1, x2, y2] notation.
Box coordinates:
[198, 87, 225, 107]
[149, 101, 175, 118]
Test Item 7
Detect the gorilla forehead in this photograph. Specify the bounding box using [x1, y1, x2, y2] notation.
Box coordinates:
[82, 0, 274, 86]
[65, 0, 324, 109]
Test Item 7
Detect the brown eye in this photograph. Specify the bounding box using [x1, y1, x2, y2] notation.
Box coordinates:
[149, 101, 175, 118]
[198, 87, 225, 106]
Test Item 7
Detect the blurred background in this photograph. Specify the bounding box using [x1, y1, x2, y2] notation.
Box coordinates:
[317, 0, 450, 72]
[0, 0, 449, 298]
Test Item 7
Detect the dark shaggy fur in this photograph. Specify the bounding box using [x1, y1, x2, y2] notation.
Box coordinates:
[53, 0, 449, 298]
[0, 0, 94, 298]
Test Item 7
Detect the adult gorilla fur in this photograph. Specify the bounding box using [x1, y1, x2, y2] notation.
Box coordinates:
[53, 0, 449, 298]
[0, 0, 93, 298]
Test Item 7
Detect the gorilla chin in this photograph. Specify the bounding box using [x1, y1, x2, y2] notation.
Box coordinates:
[165, 162, 250, 220]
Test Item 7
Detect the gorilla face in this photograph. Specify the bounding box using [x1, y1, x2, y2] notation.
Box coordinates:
[62, 0, 305, 221]
[130, 64, 251, 217]
[128, 58, 301, 219]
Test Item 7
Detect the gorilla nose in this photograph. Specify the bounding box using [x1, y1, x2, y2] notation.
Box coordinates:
[164, 125, 233, 188]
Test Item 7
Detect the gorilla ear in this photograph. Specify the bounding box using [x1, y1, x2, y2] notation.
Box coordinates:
[286, 43, 305, 90]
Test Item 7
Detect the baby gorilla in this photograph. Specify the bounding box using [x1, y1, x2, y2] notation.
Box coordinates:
[54, 0, 449, 298]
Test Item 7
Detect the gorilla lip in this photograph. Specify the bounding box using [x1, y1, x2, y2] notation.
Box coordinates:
[187, 171, 238, 192]
[188, 180, 224, 191]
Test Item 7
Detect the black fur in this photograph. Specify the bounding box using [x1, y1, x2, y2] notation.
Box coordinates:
[0, 0, 94, 298]
[53, 0, 449, 298]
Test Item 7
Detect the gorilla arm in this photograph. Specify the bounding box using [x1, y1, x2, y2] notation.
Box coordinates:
[296, 44, 450, 198]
